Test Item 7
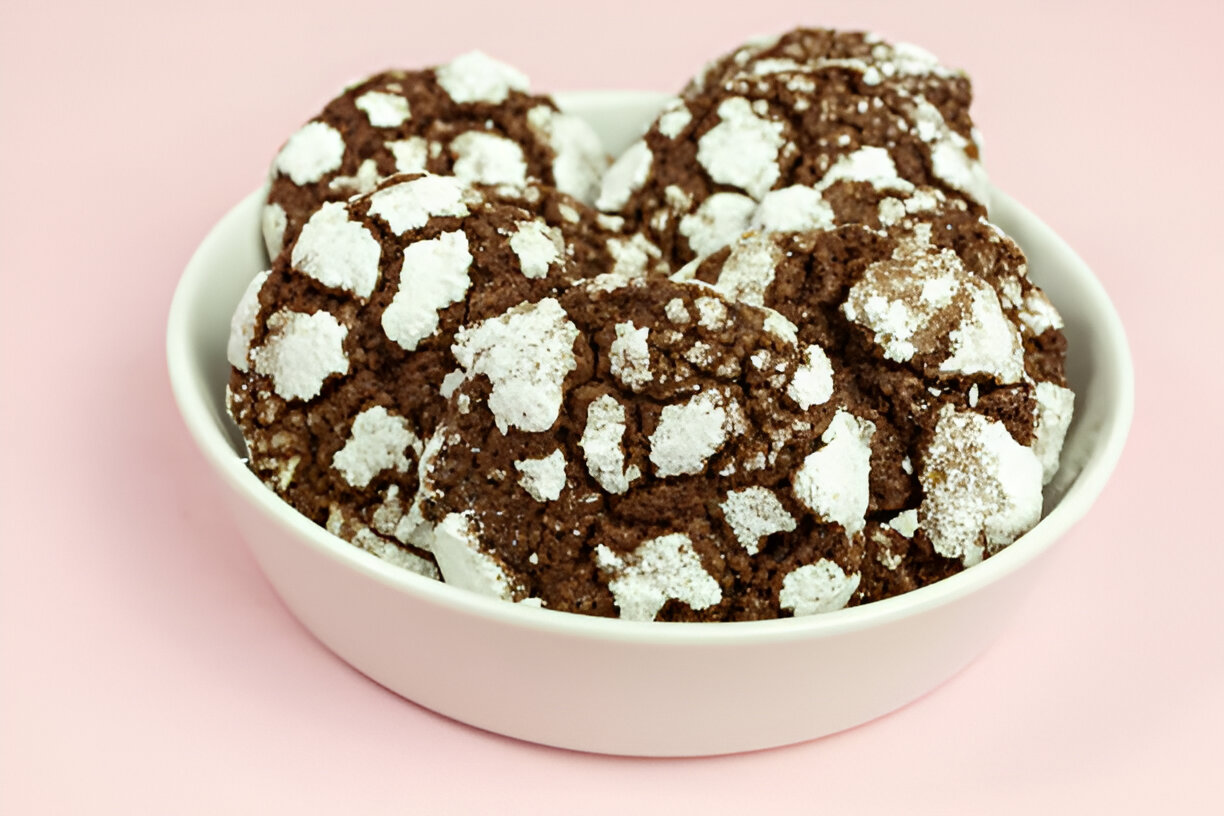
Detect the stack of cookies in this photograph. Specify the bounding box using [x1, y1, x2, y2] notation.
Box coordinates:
[226, 31, 1074, 622]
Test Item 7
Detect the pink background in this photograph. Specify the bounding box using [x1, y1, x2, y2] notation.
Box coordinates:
[2, 0, 1220, 812]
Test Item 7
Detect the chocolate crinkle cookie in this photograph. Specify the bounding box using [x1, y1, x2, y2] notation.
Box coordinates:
[262, 51, 607, 260]
[676, 214, 1074, 572]
[412, 275, 977, 621]
[226, 172, 648, 578]
[597, 28, 988, 269]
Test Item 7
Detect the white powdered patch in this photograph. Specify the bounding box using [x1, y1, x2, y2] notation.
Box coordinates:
[579, 394, 641, 495]
[877, 197, 906, 228]
[942, 291, 1027, 382]
[694, 296, 728, 329]
[252, 308, 348, 401]
[657, 100, 693, 138]
[609, 322, 652, 390]
[881, 41, 954, 78]
[526, 105, 606, 205]
[793, 409, 876, 536]
[699, 232, 783, 307]
[819, 145, 915, 193]
[1032, 381, 1075, 484]
[762, 309, 799, 345]
[387, 137, 429, 173]
[367, 174, 471, 235]
[888, 509, 919, 538]
[431, 512, 515, 600]
[435, 51, 530, 105]
[649, 390, 732, 477]
[606, 233, 662, 279]
[514, 449, 568, 502]
[290, 202, 382, 298]
[751, 186, 835, 233]
[227, 270, 270, 372]
[596, 140, 653, 211]
[842, 227, 1025, 383]
[509, 219, 562, 279]
[351, 528, 439, 579]
[697, 97, 786, 199]
[275, 121, 345, 185]
[678, 193, 756, 258]
[1019, 288, 1065, 336]
[327, 158, 381, 195]
[751, 57, 804, 75]
[909, 97, 990, 205]
[355, 91, 411, 128]
[332, 406, 420, 488]
[920, 405, 1043, 566]
[452, 297, 579, 433]
[439, 369, 465, 399]
[449, 131, 528, 188]
[261, 203, 287, 259]
[595, 534, 721, 621]
[788, 344, 835, 409]
[381, 231, 472, 350]
[779, 559, 860, 616]
[665, 298, 691, 324]
[720, 487, 796, 555]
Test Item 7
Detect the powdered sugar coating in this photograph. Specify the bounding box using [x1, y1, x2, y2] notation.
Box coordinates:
[1032, 381, 1075, 484]
[252, 308, 349, 401]
[597, 140, 653, 212]
[291, 202, 382, 299]
[720, 486, 796, 555]
[649, 390, 732, 478]
[275, 121, 345, 185]
[655, 102, 691, 139]
[579, 394, 641, 495]
[692, 232, 783, 308]
[788, 345, 835, 410]
[793, 410, 875, 536]
[843, 226, 1025, 383]
[434, 51, 530, 105]
[449, 131, 528, 188]
[751, 186, 835, 233]
[431, 512, 515, 600]
[514, 449, 568, 502]
[227, 270, 270, 372]
[451, 298, 580, 433]
[332, 406, 420, 488]
[367, 174, 471, 235]
[920, 405, 1043, 566]
[779, 559, 861, 615]
[696, 97, 786, 199]
[595, 534, 722, 621]
[261, 204, 287, 260]
[525, 105, 606, 205]
[679, 193, 757, 258]
[508, 219, 563, 280]
[355, 91, 411, 128]
[387, 137, 429, 174]
[381, 231, 473, 351]
[609, 322, 652, 391]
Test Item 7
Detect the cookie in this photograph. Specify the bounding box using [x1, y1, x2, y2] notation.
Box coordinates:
[411, 276, 975, 620]
[227, 173, 639, 577]
[596, 28, 988, 269]
[262, 51, 607, 260]
[678, 218, 1073, 570]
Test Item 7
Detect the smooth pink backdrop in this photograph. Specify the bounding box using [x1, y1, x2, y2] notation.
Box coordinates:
[2, 1, 1220, 813]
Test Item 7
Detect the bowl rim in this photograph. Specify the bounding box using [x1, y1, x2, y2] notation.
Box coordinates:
[166, 90, 1134, 646]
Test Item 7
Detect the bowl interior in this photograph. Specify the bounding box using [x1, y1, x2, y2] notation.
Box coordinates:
[167, 90, 1134, 637]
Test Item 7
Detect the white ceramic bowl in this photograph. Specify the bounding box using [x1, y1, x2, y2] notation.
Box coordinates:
[167, 91, 1133, 756]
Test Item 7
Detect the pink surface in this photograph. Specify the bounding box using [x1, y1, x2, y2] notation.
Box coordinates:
[1, 1, 1219, 812]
